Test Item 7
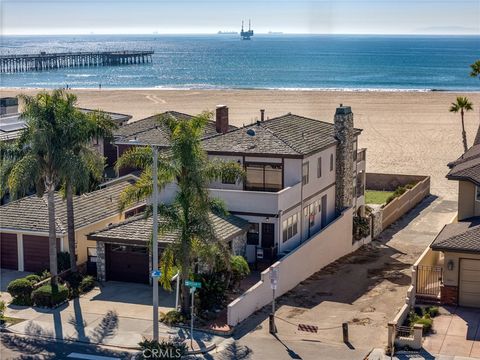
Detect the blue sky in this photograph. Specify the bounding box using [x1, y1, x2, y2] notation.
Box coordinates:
[1, 0, 479, 35]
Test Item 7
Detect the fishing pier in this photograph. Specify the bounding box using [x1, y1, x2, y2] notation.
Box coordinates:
[0, 50, 154, 73]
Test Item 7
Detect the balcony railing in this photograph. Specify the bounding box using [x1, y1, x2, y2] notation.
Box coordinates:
[208, 182, 302, 214]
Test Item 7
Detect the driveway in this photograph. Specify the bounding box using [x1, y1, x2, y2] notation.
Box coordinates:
[423, 307, 480, 358]
[0, 269, 31, 303]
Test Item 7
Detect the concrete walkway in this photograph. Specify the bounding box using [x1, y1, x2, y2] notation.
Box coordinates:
[3, 281, 221, 350]
[234, 196, 458, 359]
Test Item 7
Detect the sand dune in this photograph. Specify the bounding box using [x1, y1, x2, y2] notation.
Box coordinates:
[3, 88, 480, 200]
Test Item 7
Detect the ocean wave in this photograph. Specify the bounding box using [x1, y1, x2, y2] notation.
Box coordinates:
[66, 74, 97, 78]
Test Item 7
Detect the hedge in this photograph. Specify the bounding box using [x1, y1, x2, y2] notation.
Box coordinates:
[32, 284, 69, 308]
[7, 278, 34, 305]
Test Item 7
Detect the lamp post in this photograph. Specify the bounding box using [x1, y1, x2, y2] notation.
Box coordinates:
[152, 145, 159, 341]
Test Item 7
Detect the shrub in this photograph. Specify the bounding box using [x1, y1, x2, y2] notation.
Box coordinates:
[7, 278, 34, 305]
[425, 306, 439, 318]
[25, 275, 42, 285]
[79, 276, 95, 293]
[0, 299, 5, 319]
[195, 273, 226, 312]
[160, 310, 186, 326]
[137, 337, 187, 360]
[353, 216, 371, 240]
[36, 270, 51, 281]
[230, 256, 250, 288]
[57, 251, 71, 272]
[414, 317, 433, 335]
[32, 284, 68, 308]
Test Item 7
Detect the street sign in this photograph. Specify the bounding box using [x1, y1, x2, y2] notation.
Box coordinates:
[151, 270, 161, 278]
[298, 324, 318, 333]
[185, 280, 202, 289]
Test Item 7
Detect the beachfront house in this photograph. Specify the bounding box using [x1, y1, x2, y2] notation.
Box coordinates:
[413, 134, 480, 308]
[105, 105, 367, 265]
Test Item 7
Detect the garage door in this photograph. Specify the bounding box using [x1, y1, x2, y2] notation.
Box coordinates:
[23, 235, 60, 273]
[459, 259, 480, 308]
[0, 233, 18, 270]
[106, 244, 149, 284]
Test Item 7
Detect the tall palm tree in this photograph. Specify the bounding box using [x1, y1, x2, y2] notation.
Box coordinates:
[61, 109, 117, 272]
[470, 60, 480, 78]
[8, 90, 79, 285]
[116, 112, 243, 314]
[449, 96, 474, 153]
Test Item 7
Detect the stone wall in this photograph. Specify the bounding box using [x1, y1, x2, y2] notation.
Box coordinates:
[371, 209, 383, 239]
[231, 233, 247, 257]
[96, 241, 106, 282]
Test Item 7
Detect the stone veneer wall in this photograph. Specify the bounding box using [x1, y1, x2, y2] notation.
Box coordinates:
[441, 285, 458, 306]
[96, 241, 106, 282]
[231, 233, 247, 257]
[334, 106, 354, 214]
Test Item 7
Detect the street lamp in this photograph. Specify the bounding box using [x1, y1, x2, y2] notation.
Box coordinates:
[152, 145, 159, 341]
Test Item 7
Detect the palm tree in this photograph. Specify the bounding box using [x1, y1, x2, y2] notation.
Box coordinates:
[449, 96, 474, 153]
[61, 109, 117, 272]
[470, 60, 480, 78]
[8, 90, 79, 285]
[116, 112, 243, 314]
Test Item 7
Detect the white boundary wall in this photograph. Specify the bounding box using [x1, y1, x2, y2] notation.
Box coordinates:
[227, 207, 354, 326]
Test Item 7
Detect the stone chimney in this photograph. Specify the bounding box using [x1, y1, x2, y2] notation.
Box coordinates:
[334, 104, 354, 213]
[260, 109, 265, 122]
[216, 105, 229, 134]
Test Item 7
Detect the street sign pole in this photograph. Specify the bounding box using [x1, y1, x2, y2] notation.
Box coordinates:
[190, 287, 195, 350]
[152, 145, 159, 341]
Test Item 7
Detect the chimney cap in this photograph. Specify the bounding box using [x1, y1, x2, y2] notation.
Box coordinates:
[335, 105, 352, 115]
[216, 104, 227, 108]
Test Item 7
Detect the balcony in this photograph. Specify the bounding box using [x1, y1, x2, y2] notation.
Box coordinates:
[208, 182, 302, 215]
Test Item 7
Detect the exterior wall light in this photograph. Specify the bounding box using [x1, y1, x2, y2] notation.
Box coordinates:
[447, 260, 454, 271]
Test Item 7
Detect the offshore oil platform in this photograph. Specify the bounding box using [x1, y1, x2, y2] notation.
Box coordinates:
[240, 20, 254, 40]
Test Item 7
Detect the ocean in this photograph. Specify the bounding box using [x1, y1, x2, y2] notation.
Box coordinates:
[1, 34, 479, 91]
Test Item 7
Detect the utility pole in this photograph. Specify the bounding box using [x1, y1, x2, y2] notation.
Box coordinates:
[269, 267, 278, 334]
[152, 145, 159, 341]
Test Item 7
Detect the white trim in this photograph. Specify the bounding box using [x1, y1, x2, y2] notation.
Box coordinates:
[0, 229, 51, 237]
[17, 233, 24, 271]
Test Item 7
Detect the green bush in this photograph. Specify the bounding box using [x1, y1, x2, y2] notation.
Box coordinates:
[137, 337, 187, 359]
[353, 216, 371, 240]
[25, 275, 42, 285]
[195, 273, 226, 312]
[230, 256, 250, 288]
[57, 251, 71, 272]
[425, 306, 439, 318]
[0, 299, 5, 319]
[415, 317, 433, 335]
[36, 270, 51, 281]
[32, 284, 68, 308]
[385, 183, 417, 205]
[160, 310, 186, 326]
[79, 276, 95, 293]
[7, 278, 34, 305]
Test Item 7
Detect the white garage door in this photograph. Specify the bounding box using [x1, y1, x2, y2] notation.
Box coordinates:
[459, 259, 480, 308]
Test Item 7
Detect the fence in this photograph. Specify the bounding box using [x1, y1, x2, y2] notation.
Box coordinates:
[416, 265, 442, 298]
[227, 208, 354, 326]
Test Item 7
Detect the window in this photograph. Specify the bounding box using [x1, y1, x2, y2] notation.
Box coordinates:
[87, 247, 97, 263]
[476, 186, 480, 201]
[330, 154, 334, 172]
[317, 157, 322, 178]
[245, 163, 282, 192]
[247, 223, 260, 245]
[302, 162, 309, 185]
[282, 213, 298, 242]
[353, 142, 357, 161]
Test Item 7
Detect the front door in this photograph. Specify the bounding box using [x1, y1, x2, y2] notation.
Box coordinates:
[261, 223, 275, 260]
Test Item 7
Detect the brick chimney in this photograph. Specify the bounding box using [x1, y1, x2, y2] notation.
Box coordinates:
[216, 105, 229, 134]
[260, 109, 265, 121]
[334, 104, 354, 213]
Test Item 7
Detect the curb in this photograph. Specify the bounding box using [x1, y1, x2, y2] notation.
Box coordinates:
[176, 324, 234, 337]
[186, 342, 216, 355]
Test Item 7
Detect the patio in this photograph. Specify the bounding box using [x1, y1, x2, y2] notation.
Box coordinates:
[423, 306, 480, 358]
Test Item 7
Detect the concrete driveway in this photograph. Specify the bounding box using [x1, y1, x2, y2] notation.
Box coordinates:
[423, 306, 480, 358]
[0, 268, 32, 303]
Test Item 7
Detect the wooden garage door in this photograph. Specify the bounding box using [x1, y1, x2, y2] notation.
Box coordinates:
[23, 235, 60, 273]
[0, 233, 18, 270]
[106, 244, 149, 284]
[459, 259, 480, 308]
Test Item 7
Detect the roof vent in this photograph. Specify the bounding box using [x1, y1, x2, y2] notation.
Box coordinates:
[246, 128, 256, 137]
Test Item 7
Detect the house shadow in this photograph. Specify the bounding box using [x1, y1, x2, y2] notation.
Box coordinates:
[446, 306, 480, 341]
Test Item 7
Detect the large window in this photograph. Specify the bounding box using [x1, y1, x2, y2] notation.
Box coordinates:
[476, 186, 480, 201]
[317, 157, 322, 178]
[245, 163, 282, 192]
[247, 223, 260, 245]
[302, 162, 309, 185]
[282, 213, 298, 242]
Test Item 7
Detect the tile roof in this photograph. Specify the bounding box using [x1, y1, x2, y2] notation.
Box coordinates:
[88, 212, 249, 245]
[447, 155, 480, 186]
[114, 111, 236, 146]
[431, 217, 480, 253]
[78, 108, 132, 126]
[202, 113, 362, 157]
[0, 177, 139, 234]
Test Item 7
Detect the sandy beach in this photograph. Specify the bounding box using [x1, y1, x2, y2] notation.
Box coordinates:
[2, 88, 480, 200]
